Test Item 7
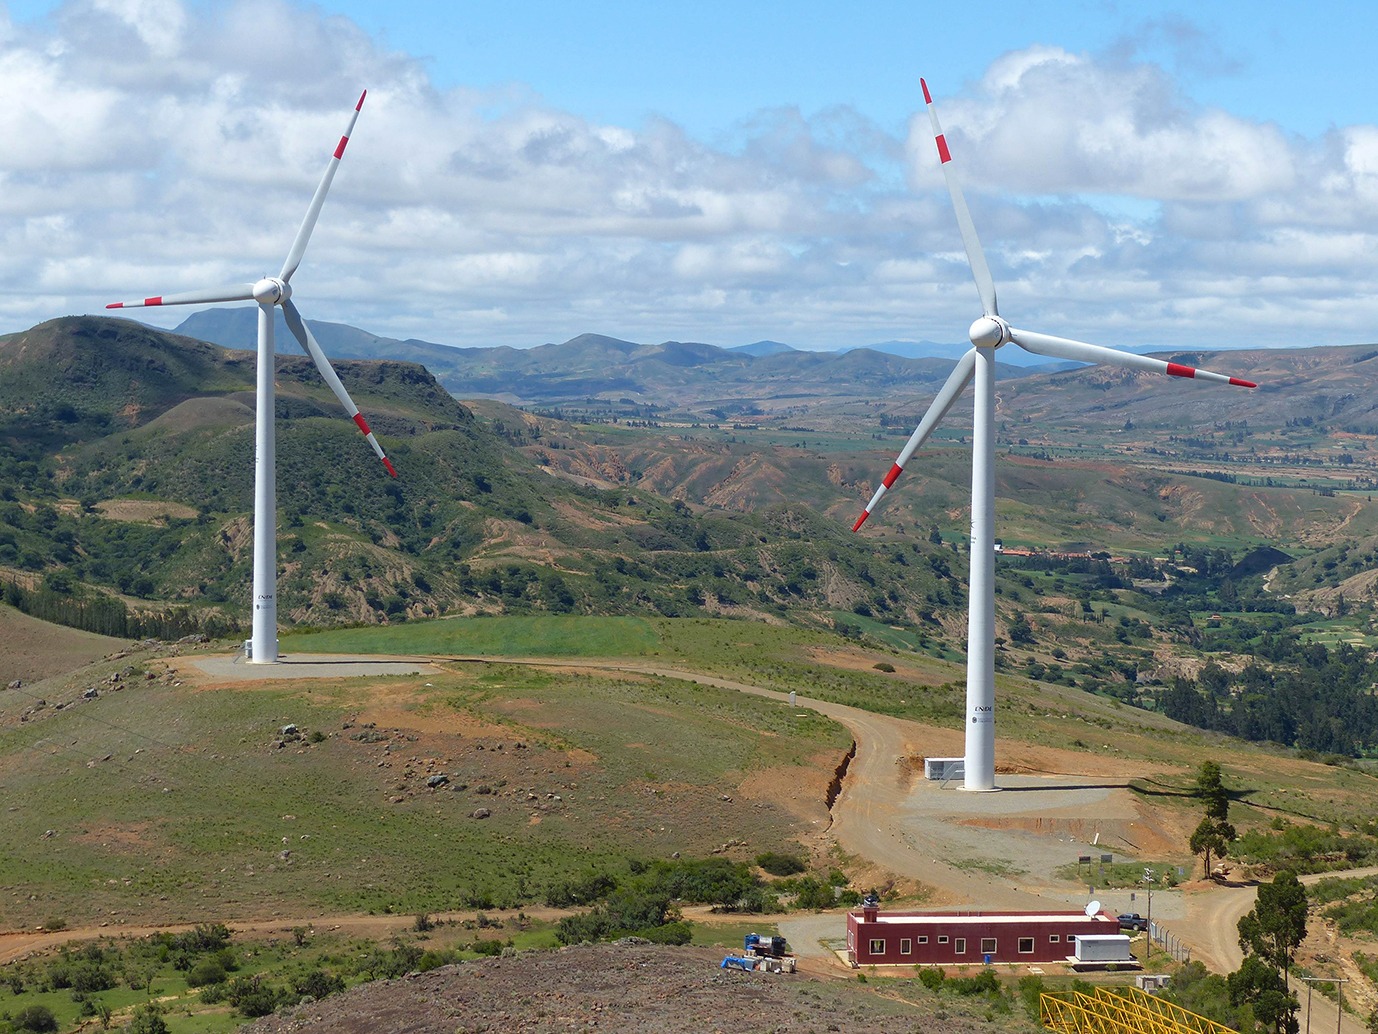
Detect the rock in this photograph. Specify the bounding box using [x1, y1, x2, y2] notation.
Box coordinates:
[471, 808, 491, 820]
[83, 687, 99, 699]
[426, 774, 449, 788]
[6, 679, 19, 690]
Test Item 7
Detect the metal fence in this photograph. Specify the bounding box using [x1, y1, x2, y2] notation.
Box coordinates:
[1147, 921, 1190, 964]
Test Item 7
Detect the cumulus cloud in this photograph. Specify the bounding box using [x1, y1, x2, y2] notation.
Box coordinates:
[1, 2, 1377, 351]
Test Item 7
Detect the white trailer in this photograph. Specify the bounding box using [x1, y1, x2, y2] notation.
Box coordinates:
[1072, 934, 1134, 963]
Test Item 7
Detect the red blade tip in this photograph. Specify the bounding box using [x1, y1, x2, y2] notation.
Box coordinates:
[852, 511, 870, 533]
[382, 457, 397, 478]
[357, 90, 367, 111]
[105, 303, 122, 309]
[1230, 377, 1257, 389]
[920, 78, 932, 104]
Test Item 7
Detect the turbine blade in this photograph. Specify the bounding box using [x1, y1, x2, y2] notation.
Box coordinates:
[106, 284, 255, 309]
[279, 90, 367, 283]
[1009, 328, 1257, 388]
[922, 78, 998, 318]
[853, 348, 977, 531]
[282, 299, 397, 477]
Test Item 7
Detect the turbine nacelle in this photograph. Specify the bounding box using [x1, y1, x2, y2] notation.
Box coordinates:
[968, 315, 1009, 350]
[252, 277, 290, 306]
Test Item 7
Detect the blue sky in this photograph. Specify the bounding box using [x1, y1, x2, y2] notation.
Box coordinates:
[3, 0, 1378, 352]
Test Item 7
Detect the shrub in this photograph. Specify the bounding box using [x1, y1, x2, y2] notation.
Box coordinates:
[873, 662, 896, 673]
[637, 921, 693, 945]
[227, 974, 285, 1018]
[14, 1005, 58, 1032]
[789, 876, 836, 911]
[1017, 975, 1047, 1019]
[125, 1004, 170, 1034]
[70, 961, 116, 993]
[948, 969, 1000, 996]
[291, 969, 345, 1000]
[755, 852, 807, 877]
[186, 957, 226, 987]
[173, 923, 231, 954]
[918, 967, 946, 991]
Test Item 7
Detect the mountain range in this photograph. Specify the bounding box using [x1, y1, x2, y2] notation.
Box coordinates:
[172, 309, 1052, 413]
[4, 313, 1378, 649]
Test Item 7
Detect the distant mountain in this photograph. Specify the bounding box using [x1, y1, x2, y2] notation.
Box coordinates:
[172, 312, 1038, 414]
[730, 340, 795, 356]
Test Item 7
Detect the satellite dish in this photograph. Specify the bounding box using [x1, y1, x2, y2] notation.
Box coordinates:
[1086, 900, 1102, 917]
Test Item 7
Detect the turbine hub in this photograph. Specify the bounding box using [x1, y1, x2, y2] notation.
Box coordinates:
[968, 315, 1008, 349]
[252, 277, 290, 306]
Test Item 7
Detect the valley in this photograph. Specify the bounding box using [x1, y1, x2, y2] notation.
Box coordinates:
[5, 315, 1378, 1031]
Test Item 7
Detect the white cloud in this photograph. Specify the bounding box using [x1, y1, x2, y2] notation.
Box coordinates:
[2, 4, 1378, 352]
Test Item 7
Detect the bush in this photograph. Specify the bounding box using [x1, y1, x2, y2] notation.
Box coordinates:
[755, 852, 807, 877]
[918, 967, 946, 991]
[125, 1004, 170, 1034]
[637, 921, 693, 945]
[1018, 974, 1047, 1019]
[292, 969, 345, 1000]
[186, 957, 226, 987]
[948, 969, 1000, 996]
[789, 876, 836, 911]
[13, 1005, 58, 1032]
[227, 974, 285, 1018]
[172, 923, 231, 954]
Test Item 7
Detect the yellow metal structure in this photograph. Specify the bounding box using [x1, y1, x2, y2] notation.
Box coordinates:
[1042, 987, 1237, 1034]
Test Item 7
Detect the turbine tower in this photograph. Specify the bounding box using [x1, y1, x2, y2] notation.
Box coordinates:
[853, 78, 1258, 791]
[108, 91, 395, 664]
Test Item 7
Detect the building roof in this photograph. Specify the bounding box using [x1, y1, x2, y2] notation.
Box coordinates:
[859, 911, 1114, 926]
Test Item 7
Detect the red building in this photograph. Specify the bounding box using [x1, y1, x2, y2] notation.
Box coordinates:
[846, 902, 1121, 966]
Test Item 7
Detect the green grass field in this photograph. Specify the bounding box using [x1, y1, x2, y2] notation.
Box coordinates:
[287, 614, 664, 658]
[0, 636, 853, 928]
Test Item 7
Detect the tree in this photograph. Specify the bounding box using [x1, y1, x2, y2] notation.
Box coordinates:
[1228, 955, 1298, 1034]
[1238, 871, 1307, 979]
[1008, 613, 1035, 644]
[1196, 760, 1230, 822]
[1191, 816, 1235, 878]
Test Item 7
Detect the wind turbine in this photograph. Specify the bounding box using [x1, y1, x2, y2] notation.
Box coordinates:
[853, 79, 1257, 791]
[107, 91, 395, 664]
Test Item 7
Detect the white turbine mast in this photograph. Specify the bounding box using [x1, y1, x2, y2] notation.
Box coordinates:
[108, 91, 395, 664]
[853, 78, 1257, 791]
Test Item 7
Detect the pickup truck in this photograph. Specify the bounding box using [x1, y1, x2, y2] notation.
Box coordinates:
[1117, 913, 1148, 931]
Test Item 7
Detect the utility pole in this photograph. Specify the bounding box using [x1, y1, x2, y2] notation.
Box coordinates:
[1298, 975, 1349, 1034]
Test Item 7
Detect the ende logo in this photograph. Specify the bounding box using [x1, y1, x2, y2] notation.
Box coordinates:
[971, 706, 994, 724]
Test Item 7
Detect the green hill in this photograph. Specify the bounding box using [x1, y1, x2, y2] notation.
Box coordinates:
[0, 317, 968, 638]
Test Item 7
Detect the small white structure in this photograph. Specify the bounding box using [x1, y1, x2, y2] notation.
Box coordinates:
[924, 757, 965, 780]
[1073, 934, 1134, 963]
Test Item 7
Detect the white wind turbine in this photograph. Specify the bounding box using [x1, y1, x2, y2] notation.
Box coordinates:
[853, 79, 1258, 791]
[108, 91, 395, 664]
